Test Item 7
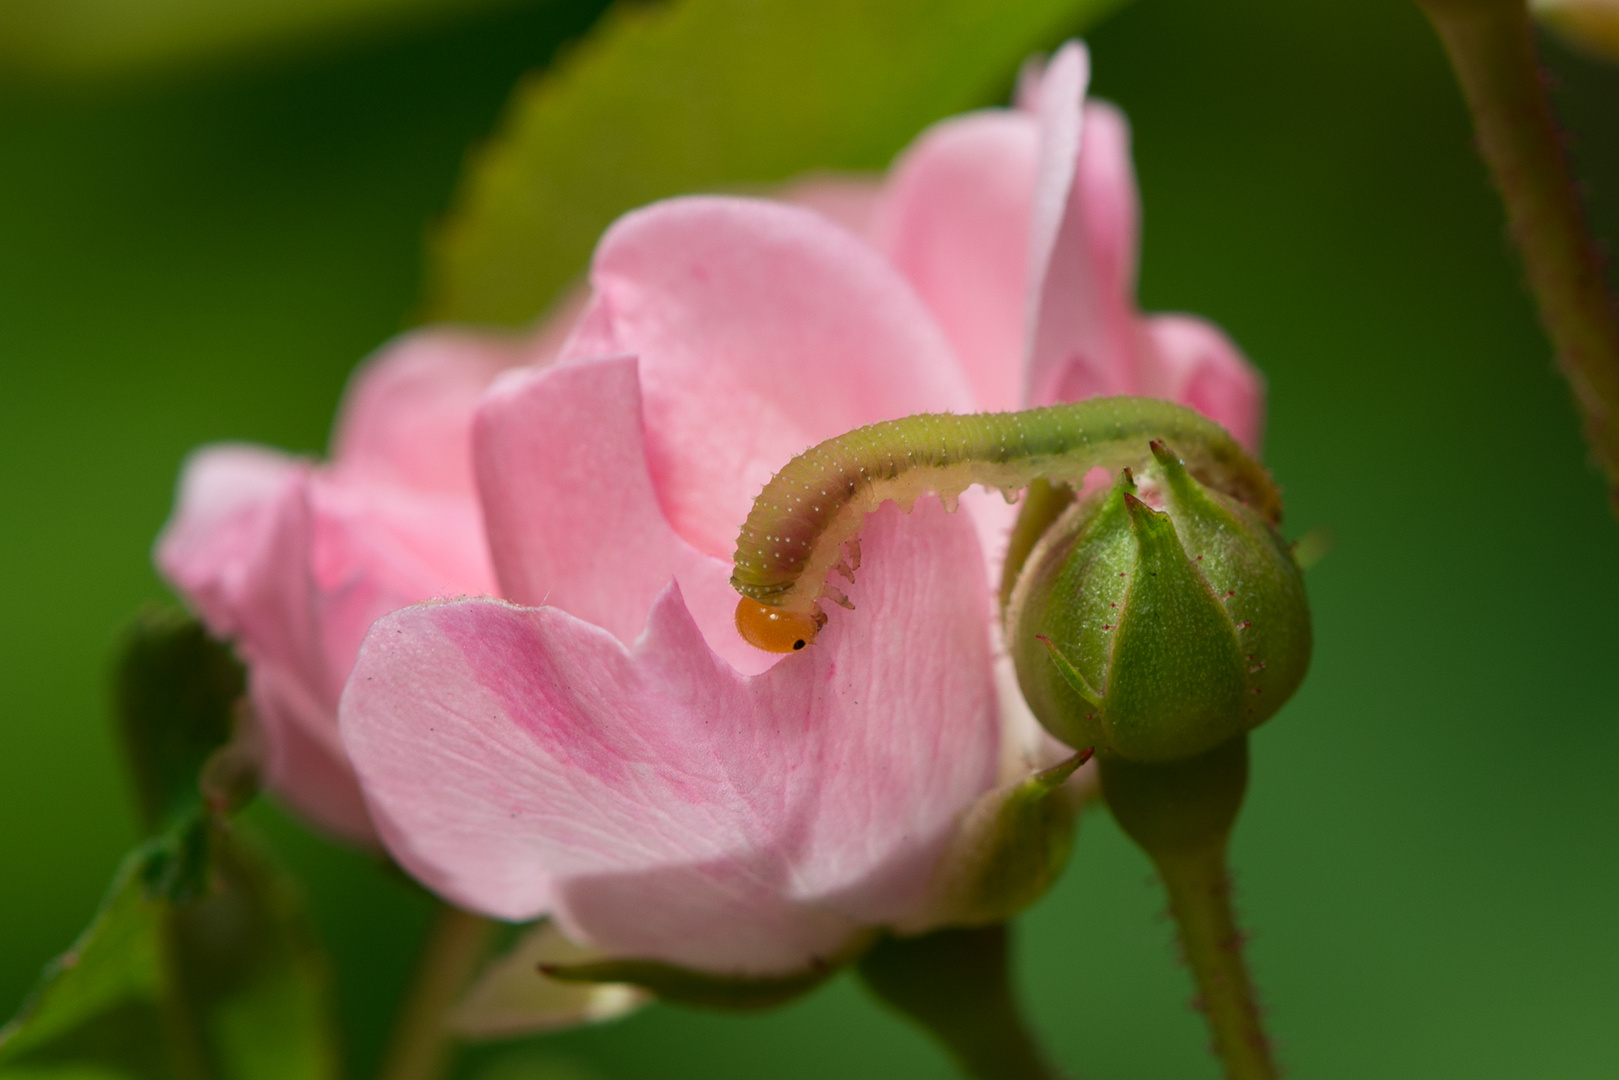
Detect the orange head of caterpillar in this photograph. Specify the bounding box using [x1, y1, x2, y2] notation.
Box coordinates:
[734, 598, 825, 653]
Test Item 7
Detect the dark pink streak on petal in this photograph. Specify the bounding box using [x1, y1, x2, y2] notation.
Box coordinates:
[341, 500, 999, 975]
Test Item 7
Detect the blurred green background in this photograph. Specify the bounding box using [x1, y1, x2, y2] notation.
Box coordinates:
[2, 0, 1616, 1077]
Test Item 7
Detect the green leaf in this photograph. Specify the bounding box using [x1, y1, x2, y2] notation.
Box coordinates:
[0, 0, 538, 81]
[3, 608, 340, 1077]
[111, 608, 248, 835]
[163, 830, 342, 1080]
[0, 850, 166, 1077]
[0, 829, 341, 1080]
[424, 0, 1130, 325]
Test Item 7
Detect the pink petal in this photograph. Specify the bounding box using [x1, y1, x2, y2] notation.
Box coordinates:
[471, 356, 675, 629]
[473, 355, 764, 675]
[779, 172, 885, 238]
[305, 475, 499, 700]
[1024, 44, 1145, 406]
[528, 285, 592, 368]
[872, 111, 1040, 412]
[957, 485, 1020, 596]
[1073, 102, 1141, 335]
[249, 474, 496, 839]
[342, 498, 999, 975]
[158, 444, 498, 844]
[1142, 314, 1267, 455]
[252, 663, 377, 844]
[1015, 53, 1048, 112]
[179, 463, 331, 694]
[172, 469, 376, 839]
[155, 445, 301, 637]
[561, 197, 975, 559]
[329, 329, 520, 495]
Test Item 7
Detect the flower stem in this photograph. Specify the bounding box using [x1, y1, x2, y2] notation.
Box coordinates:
[1099, 736, 1277, 1080]
[1418, 0, 1619, 512]
[856, 924, 1062, 1080]
[1154, 841, 1274, 1080]
[376, 901, 497, 1080]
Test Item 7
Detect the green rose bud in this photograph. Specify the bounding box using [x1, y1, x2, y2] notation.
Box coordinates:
[1006, 441, 1311, 764]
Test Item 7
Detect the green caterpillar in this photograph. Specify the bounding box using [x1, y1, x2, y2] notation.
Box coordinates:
[730, 396, 1279, 653]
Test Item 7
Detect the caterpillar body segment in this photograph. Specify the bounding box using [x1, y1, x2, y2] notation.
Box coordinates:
[730, 397, 1279, 653]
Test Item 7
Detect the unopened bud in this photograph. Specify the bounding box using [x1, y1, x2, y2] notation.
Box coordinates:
[1006, 442, 1311, 763]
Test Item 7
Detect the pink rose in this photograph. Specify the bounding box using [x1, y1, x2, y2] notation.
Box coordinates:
[339, 40, 1265, 978]
[154, 326, 565, 843]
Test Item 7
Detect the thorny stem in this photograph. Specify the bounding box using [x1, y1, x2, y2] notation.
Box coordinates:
[155, 916, 214, 1080]
[856, 924, 1063, 1080]
[376, 902, 497, 1080]
[1418, 0, 1619, 513]
[1099, 737, 1276, 1080]
[1155, 843, 1276, 1080]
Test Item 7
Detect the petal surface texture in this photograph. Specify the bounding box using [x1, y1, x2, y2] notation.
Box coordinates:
[474, 355, 763, 675]
[343, 499, 999, 976]
[1025, 42, 1138, 406]
[873, 110, 1039, 413]
[560, 197, 976, 560]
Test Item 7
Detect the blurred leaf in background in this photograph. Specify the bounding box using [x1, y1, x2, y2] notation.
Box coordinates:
[0, 611, 340, 1080]
[425, 0, 1127, 324]
[0, 0, 542, 82]
[0, 833, 341, 1080]
[472, 1050, 600, 1080]
[112, 610, 247, 837]
[0, 848, 171, 1080]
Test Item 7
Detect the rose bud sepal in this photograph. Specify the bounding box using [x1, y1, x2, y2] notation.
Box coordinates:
[1005, 443, 1310, 763]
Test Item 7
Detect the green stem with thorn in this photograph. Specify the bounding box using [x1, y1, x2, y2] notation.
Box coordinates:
[1100, 736, 1277, 1080]
[1418, 0, 1619, 513]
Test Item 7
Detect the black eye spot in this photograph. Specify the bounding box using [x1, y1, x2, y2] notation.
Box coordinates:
[793, 640, 806, 650]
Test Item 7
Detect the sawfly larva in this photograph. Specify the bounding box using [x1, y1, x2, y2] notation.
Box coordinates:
[730, 396, 1278, 653]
